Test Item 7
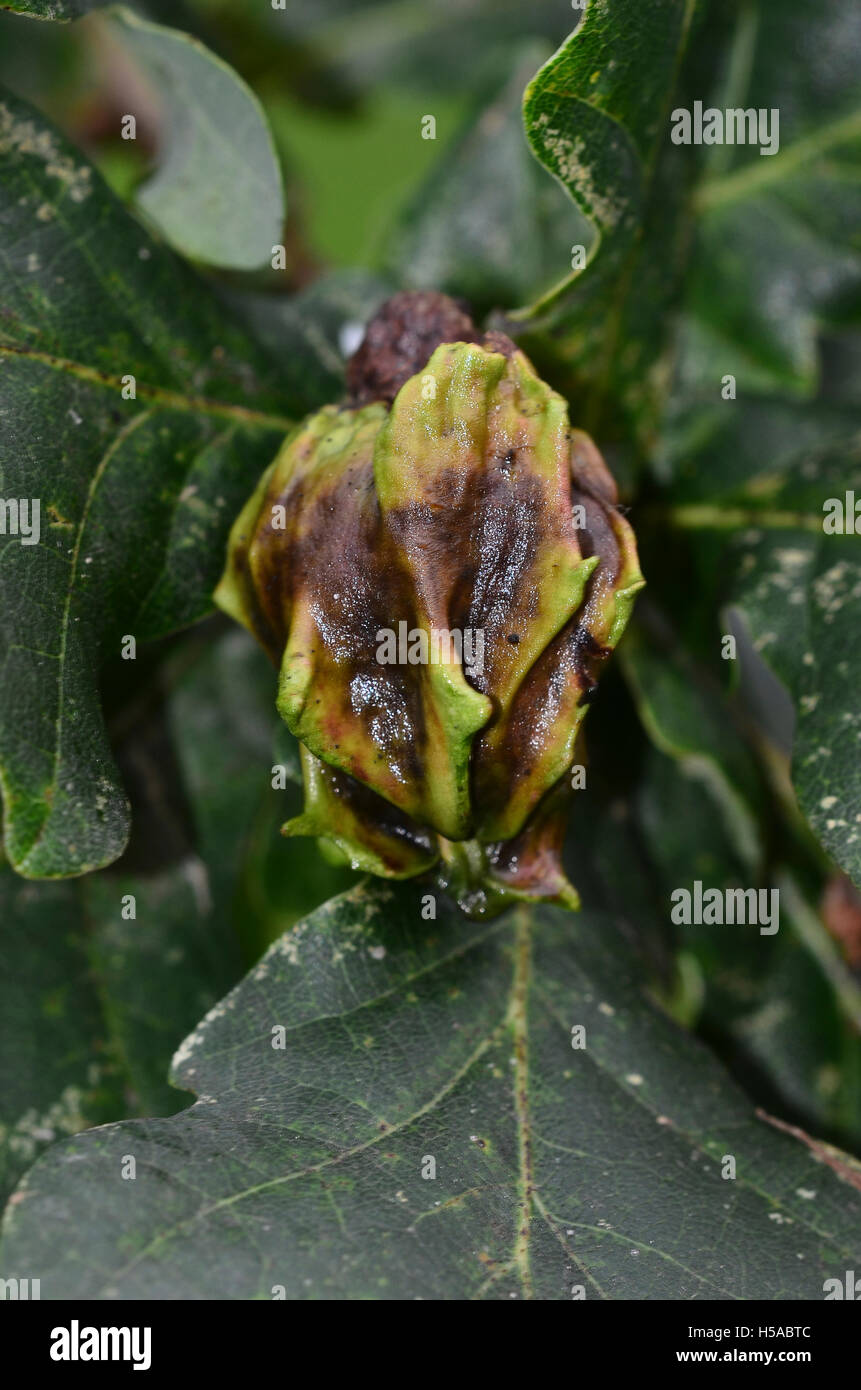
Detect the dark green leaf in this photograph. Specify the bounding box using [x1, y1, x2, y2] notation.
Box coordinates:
[649, 0, 861, 883]
[523, 1, 695, 260]
[732, 521, 861, 885]
[3, 881, 861, 1298]
[560, 680, 861, 1152]
[106, 6, 285, 271]
[80, 630, 268, 1113]
[0, 90, 291, 878]
[516, 0, 701, 462]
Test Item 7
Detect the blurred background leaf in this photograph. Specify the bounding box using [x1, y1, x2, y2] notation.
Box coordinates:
[384, 42, 583, 317]
[677, 0, 861, 399]
[102, 6, 285, 270]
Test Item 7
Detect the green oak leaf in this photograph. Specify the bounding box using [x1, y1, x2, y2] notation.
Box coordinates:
[516, 0, 701, 461]
[730, 523, 861, 887]
[559, 680, 861, 1150]
[0, 89, 293, 879]
[3, 880, 861, 1299]
[81, 629, 273, 1114]
[105, 7, 285, 271]
[523, 0, 697, 276]
[2, 624, 349, 1145]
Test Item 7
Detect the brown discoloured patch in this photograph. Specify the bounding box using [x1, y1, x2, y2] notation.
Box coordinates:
[247, 411, 436, 820]
[468, 436, 624, 833]
[487, 777, 574, 903]
[384, 459, 555, 678]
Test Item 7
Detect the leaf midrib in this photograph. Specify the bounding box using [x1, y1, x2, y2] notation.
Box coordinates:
[0, 344, 293, 433]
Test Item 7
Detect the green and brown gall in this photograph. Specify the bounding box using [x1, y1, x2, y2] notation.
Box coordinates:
[215, 292, 644, 916]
